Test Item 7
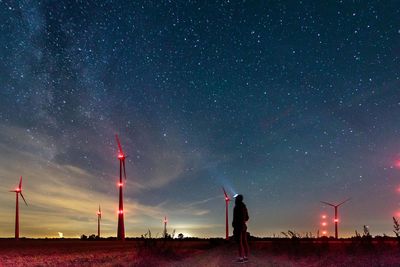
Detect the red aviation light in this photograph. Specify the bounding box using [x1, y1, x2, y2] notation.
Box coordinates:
[322, 231, 327, 235]
[97, 211, 101, 215]
[322, 222, 327, 227]
[118, 182, 123, 187]
[118, 210, 124, 214]
[118, 154, 124, 159]
[321, 215, 327, 219]
[395, 160, 400, 169]
[334, 218, 339, 223]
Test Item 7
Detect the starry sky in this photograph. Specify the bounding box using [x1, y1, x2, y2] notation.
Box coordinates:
[0, 0, 399, 238]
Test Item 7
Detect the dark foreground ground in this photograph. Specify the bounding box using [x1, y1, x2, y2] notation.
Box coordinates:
[1, 238, 400, 267]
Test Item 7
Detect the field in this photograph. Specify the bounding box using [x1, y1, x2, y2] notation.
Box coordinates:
[1, 238, 400, 267]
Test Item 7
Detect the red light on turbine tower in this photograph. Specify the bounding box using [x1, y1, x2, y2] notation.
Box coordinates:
[117, 182, 123, 187]
[322, 230, 327, 236]
[395, 160, 400, 169]
[322, 222, 327, 227]
[322, 215, 327, 219]
[334, 218, 339, 223]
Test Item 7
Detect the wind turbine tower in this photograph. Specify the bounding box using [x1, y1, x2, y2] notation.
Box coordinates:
[97, 205, 102, 238]
[116, 134, 127, 240]
[320, 198, 350, 239]
[10, 176, 27, 240]
[163, 216, 168, 238]
[222, 187, 231, 240]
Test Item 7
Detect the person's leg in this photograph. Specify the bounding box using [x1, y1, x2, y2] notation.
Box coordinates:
[243, 231, 249, 258]
[238, 230, 244, 258]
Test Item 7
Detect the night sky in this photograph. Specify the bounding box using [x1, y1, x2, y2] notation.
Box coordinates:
[0, 1, 399, 238]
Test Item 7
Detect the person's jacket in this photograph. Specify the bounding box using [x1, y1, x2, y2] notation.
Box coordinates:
[232, 203, 249, 230]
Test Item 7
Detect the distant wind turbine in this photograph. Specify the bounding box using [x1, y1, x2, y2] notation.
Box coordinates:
[320, 198, 351, 239]
[97, 205, 102, 238]
[163, 216, 168, 238]
[10, 176, 27, 240]
[222, 187, 231, 240]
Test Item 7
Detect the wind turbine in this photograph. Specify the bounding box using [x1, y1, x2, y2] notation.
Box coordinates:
[320, 198, 350, 239]
[10, 176, 27, 240]
[163, 216, 168, 238]
[97, 205, 102, 238]
[222, 187, 231, 240]
[116, 134, 127, 240]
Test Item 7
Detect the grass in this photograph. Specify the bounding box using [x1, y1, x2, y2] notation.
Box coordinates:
[1, 238, 400, 266]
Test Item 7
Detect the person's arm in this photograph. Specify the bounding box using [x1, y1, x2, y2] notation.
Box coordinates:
[244, 206, 249, 222]
[232, 207, 236, 227]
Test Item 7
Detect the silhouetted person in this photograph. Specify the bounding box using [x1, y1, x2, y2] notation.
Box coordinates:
[232, 194, 249, 263]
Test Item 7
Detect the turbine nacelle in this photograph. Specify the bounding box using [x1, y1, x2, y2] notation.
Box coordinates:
[10, 176, 27, 206]
[222, 187, 231, 202]
[115, 134, 127, 180]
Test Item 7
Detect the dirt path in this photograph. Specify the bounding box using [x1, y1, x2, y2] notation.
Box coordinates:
[168, 245, 296, 267]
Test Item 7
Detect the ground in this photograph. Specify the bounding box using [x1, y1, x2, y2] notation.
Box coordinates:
[1, 239, 400, 266]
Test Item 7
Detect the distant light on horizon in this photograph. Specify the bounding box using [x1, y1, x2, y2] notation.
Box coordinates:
[58, 232, 63, 238]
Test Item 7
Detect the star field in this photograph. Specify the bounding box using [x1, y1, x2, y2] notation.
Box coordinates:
[0, 0, 399, 238]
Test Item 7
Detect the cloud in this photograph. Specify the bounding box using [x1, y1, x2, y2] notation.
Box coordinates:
[0, 125, 177, 237]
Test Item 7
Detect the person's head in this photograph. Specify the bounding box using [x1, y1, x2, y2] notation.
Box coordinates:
[235, 194, 243, 205]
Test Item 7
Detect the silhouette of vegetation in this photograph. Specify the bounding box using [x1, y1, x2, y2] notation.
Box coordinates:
[393, 217, 400, 245]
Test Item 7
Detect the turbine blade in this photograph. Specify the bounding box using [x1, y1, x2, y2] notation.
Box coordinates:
[19, 176, 22, 189]
[123, 160, 127, 180]
[115, 134, 124, 156]
[320, 201, 335, 207]
[337, 198, 351, 207]
[222, 187, 228, 198]
[20, 193, 28, 206]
